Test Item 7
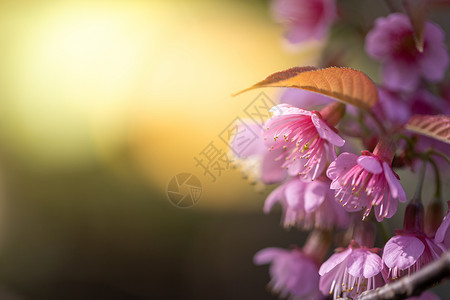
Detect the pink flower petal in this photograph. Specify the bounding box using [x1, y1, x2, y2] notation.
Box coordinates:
[383, 235, 424, 270]
[303, 180, 327, 213]
[365, 13, 411, 59]
[347, 249, 382, 278]
[310, 150, 328, 180]
[285, 179, 305, 209]
[319, 248, 352, 275]
[254, 247, 288, 265]
[419, 22, 449, 82]
[232, 122, 265, 158]
[270, 104, 312, 117]
[326, 152, 358, 180]
[288, 256, 320, 296]
[272, 0, 337, 44]
[435, 213, 450, 249]
[319, 266, 337, 295]
[357, 156, 383, 174]
[264, 185, 285, 214]
[424, 237, 445, 260]
[280, 88, 332, 108]
[383, 59, 420, 92]
[311, 114, 345, 146]
[261, 150, 287, 184]
[383, 162, 406, 201]
[375, 195, 398, 221]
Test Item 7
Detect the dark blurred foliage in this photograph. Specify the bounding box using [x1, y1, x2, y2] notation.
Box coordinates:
[0, 155, 307, 299]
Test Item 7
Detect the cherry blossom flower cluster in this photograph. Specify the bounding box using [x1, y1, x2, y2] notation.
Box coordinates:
[235, 1, 450, 299]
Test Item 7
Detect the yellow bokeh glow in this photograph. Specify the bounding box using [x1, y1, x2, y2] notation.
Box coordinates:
[0, 0, 318, 209]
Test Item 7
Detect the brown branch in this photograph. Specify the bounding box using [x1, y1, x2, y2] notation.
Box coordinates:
[356, 251, 450, 300]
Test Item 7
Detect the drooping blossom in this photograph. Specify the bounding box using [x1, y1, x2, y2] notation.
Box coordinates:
[265, 103, 345, 180]
[365, 13, 449, 92]
[231, 121, 287, 184]
[264, 176, 349, 229]
[319, 240, 384, 299]
[382, 202, 445, 281]
[254, 248, 322, 300]
[255, 231, 330, 300]
[271, 0, 337, 44]
[327, 139, 407, 221]
[382, 234, 444, 280]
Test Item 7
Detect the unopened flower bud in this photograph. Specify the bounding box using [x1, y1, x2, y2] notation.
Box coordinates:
[403, 200, 424, 232]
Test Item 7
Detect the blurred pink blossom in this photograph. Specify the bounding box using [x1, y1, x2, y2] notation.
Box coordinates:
[231, 122, 287, 184]
[280, 89, 333, 109]
[271, 0, 337, 44]
[264, 176, 349, 229]
[365, 13, 449, 92]
[254, 247, 324, 299]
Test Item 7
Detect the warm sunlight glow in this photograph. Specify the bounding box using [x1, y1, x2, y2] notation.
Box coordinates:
[2, 0, 310, 209]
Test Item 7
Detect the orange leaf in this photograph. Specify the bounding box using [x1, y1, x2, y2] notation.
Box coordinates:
[405, 114, 450, 144]
[233, 66, 378, 110]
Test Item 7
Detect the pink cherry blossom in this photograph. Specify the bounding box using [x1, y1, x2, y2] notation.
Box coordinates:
[254, 247, 323, 300]
[264, 176, 349, 229]
[327, 151, 407, 221]
[265, 104, 345, 180]
[365, 13, 449, 92]
[271, 0, 337, 44]
[319, 241, 384, 299]
[382, 232, 444, 281]
[231, 121, 287, 184]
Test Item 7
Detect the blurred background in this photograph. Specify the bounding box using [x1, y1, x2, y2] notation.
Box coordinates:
[0, 0, 448, 299]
